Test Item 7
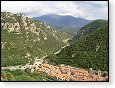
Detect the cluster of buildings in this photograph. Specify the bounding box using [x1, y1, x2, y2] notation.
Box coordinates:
[1, 58, 108, 81]
[37, 63, 108, 81]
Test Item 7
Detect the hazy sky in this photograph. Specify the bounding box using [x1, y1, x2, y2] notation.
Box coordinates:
[1, 1, 108, 20]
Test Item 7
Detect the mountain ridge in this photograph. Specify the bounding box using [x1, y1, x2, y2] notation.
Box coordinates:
[1, 12, 68, 66]
[33, 14, 92, 36]
[33, 14, 91, 28]
[47, 20, 108, 71]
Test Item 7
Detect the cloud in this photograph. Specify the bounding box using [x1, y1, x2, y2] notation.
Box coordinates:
[1, 1, 108, 20]
[73, 1, 108, 20]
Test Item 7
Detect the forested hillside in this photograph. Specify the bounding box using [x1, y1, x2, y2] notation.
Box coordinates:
[47, 20, 108, 71]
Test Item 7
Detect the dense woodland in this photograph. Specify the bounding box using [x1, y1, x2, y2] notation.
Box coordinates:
[47, 20, 108, 71]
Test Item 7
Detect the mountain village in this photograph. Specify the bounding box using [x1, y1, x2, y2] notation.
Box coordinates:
[1, 58, 108, 81]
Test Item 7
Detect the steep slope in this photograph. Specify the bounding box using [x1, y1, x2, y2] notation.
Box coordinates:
[1, 12, 66, 66]
[33, 14, 91, 36]
[47, 20, 108, 71]
[69, 20, 108, 43]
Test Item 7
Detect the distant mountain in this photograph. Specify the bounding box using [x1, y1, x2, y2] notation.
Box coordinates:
[33, 14, 92, 36]
[47, 20, 108, 71]
[33, 14, 91, 28]
[1, 12, 68, 66]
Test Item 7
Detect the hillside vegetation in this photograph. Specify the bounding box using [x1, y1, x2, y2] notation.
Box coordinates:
[47, 20, 108, 71]
[69, 20, 108, 43]
[1, 12, 68, 66]
[1, 70, 50, 81]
